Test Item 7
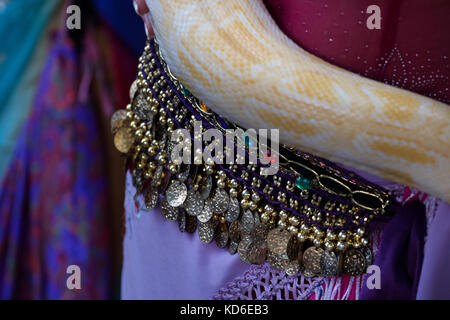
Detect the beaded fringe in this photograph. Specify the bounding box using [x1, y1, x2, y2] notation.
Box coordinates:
[212, 184, 441, 300]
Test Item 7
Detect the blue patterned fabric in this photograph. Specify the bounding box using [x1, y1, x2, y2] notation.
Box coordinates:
[0, 0, 59, 181]
[0, 32, 113, 300]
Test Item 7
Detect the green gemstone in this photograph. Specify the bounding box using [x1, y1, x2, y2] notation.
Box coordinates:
[181, 86, 191, 97]
[295, 176, 312, 190]
[242, 134, 254, 147]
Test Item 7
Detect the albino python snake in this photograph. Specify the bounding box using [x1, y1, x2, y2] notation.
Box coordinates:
[143, 0, 450, 201]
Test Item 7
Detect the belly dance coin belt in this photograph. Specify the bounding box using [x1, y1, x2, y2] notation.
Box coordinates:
[112, 38, 397, 277]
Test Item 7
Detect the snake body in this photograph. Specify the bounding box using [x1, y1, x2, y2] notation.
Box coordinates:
[144, 0, 450, 201]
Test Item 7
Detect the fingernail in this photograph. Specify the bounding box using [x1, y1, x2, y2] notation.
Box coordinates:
[144, 15, 153, 38]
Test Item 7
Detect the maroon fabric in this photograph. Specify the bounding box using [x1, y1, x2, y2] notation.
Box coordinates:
[264, 0, 450, 104]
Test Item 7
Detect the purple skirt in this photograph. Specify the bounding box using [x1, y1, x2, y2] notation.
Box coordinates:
[121, 170, 449, 300]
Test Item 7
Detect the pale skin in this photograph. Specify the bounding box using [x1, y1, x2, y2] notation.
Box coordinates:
[133, 0, 449, 202]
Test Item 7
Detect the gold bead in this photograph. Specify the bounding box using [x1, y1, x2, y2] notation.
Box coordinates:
[261, 212, 270, 223]
[140, 153, 148, 161]
[144, 171, 152, 179]
[264, 205, 274, 214]
[157, 153, 166, 165]
[205, 166, 214, 175]
[297, 232, 306, 242]
[251, 192, 260, 202]
[338, 231, 347, 241]
[324, 241, 335, 251]
[151, 140, 159, 148]
[218, 170, 226, 179]
[240, 199, 249, 209]
[141, 137, 149, 146]
[336, 241, 346, 251]
[168, 164, 178, 174]
[148, 161, 156, 170]
[326, 230, 336, 240]
[136, 130, 144, 139]
[313, 238, 322, 247]
[137, 161, 145, 169]
[356, 227, 365, 237]
[278, 220, 287, 228]
[288, 216, 299, 226]
[314, 229, 324, 238]
[288, 226, 298, 234]
[148, 146, 157, 156]
[230, 179, 239, 188]
[300, 223, 309, 233]
[217, 179, 226, 189]
[279, 210, 288, 220]
[361, 237, 369, 246]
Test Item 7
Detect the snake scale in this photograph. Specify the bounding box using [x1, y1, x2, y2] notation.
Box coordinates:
[143, 0, 450, 201]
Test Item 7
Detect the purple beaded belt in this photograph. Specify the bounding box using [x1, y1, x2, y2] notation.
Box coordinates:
[111, 37, 396, 277]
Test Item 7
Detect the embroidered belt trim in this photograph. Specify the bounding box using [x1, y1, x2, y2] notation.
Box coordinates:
[112, 38, 396, 277]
